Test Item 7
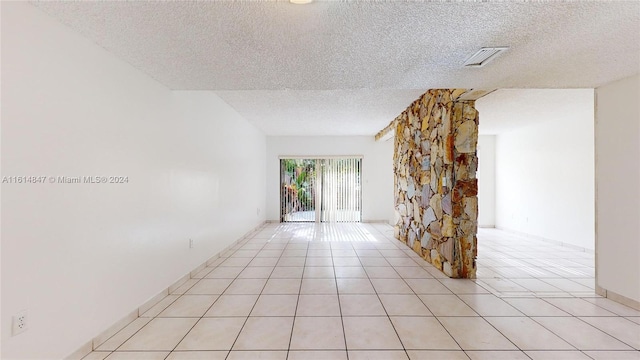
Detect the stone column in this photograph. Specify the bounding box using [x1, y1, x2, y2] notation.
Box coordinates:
[393, 89, 479, 278]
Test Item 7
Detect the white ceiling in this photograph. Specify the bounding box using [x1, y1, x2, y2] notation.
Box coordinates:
[476, 89, 594, 135]
[32, 1, 640, 136]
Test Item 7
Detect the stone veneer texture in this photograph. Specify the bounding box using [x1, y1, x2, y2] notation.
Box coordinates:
[393, 89, 479, 278]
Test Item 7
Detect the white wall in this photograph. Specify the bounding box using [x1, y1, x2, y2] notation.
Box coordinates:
[595, 74, 640, 304]
[1, 3, 266, 359]
[489, 89, 595, 250]
[477, 135, 496, 227]
[266, 136, 394, 223]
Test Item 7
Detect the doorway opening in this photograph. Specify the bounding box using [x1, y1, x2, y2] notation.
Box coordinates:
[280, 157, 362, 223]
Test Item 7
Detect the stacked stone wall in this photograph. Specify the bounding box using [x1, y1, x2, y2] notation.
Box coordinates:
[393, 89, 479, 278]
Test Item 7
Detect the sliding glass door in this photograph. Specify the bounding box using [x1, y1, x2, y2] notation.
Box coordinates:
[280, 157, 361, 223]
[280, 159, 317, 222]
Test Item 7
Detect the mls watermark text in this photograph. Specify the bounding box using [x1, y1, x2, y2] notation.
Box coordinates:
[2, 176, 129, 184]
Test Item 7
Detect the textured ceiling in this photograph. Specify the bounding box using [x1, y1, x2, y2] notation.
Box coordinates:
[476, 89, 594, 135]
[31, 1, 640, 136]
[215, 89, 426, 136]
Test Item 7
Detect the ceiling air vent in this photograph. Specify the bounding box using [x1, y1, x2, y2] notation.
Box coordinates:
[463, 47, 508, 67]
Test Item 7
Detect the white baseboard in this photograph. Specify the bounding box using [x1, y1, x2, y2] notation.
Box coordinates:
[91, 309, 139, 351]
[493, 226, 594, 253]
[63, 341, 93, 360]
[596, 285, 640, 311]
[65, 220, 267, 360]
[168, 273, 191, 294]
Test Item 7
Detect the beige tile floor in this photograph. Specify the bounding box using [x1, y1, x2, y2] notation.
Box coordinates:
[84, 224, 640, 360]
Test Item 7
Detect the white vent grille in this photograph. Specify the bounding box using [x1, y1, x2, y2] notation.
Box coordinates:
[463, 47, 508, 67]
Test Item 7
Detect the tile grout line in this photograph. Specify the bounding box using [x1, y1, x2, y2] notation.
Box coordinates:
[215, 236, 273, 360]
[332, 238, 353, 360]
[528, 301, 638, 353]
[353, 243, 411, 357]
[225, 228, 290, 359]
[379, 225, 625, 356]
[285, 233, 310, 359]
[451, 293, 527, 356]
[396, 259, 470, 357]
[458, 250, 582, 356]
[366, 223, 471, 357]
[83, 224, 637, 359]
[164, 234, 267, 359]
[95, 278, 196, 355]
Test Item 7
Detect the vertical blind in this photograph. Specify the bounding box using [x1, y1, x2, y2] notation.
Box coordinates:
[321, 158, 361, 222]
[280, 159, 316, 222]
[280, 157, 361, 223]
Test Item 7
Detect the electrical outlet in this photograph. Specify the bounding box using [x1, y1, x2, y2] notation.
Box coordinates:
[189, 239, 194, 248]
[12, 310, 28, 336]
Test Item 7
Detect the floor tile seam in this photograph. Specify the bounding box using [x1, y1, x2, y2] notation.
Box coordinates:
[461, 349, 522, 360]
[168, 248, 258, 354]
[111, 226, 608, 356]
[435, 289, 482, 317]
[353, 251, 412, 358]
[537, 297, 619, 317]
[105, 260, 227, 351]
[330, 251, 351, 360]
[489, 315, 592, 352]
[80, 351, 112, 360]
[577, 350, 628, 360]
[581, 299, 640, 317]
[142, 293, 184, 318]
[223, 241, 287, 356]
[456, 293, 527, 317]
[507, 278, 566, 293]
[544, 268, 594, 279]
[526, 314, 607, 352]
[538, 277, 597, 292]
[108, 299, 180, 352]
[286, 243, 310, 356]
[435, 276, 493, 296]
[98, 350, 169, 352]
[197, 268, 250, 313]
[523, 349, 596, 360]
[195, 263, 247, 297]
[434, 315, 517, 318]
[165, 317, 202, 357]
[570, 316, 640, 350]
[431, 286, 527, 352]
[338, 314, 404, 317]
[192, 266, 219, 279]
[415, 301, 466, 353]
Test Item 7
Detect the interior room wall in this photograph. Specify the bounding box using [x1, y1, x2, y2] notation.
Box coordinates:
[595, 74, 640, 305]
[266, 136, 394, 223]
[485, 90, 595, 250]
[1, 3, 266, 358]
[477, 135, 496, 227]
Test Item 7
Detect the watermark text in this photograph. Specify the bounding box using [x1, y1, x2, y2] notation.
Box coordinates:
[2, 176, 129, 184]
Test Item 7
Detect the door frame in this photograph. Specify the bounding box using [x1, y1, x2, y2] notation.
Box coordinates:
[279, 155, 363, 223]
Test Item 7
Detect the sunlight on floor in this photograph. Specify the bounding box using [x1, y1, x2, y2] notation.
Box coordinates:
[81, 223, 639, 360]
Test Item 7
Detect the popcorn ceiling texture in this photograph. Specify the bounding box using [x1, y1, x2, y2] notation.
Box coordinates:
[393, 89, 479, 278]
[31, 1, 640, 91]
[31, 1, 640, 136]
